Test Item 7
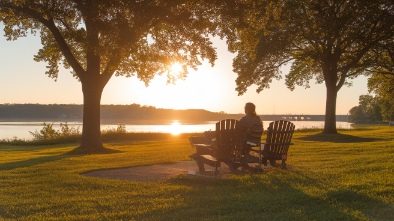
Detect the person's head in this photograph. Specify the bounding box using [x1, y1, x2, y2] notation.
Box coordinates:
[244, 102, 256, 116]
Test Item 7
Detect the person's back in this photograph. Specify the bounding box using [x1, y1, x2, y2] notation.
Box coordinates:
[239, 115, 263, 143]
[238, 102, 263, 144]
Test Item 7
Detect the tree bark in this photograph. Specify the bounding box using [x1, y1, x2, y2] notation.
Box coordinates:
[323, 83, 338, 134]
[73, 77, 106, 153]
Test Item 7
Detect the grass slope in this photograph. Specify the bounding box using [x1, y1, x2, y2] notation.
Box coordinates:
[0, 127, 393, 220]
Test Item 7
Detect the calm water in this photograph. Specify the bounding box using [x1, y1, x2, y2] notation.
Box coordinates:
[0, 120, 353, 140]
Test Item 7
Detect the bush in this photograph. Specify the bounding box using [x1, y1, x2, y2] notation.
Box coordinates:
[29, 122, 81, 141]
[102, 124, 127, 134]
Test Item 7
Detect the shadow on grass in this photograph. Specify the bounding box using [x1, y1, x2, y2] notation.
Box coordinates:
[326, 188, 394, 220]
[0, 146, 122, 171]
[0, 153, 71, 171]
[67, 146, 123, 155]
[162, 173, 349, 220]
[165, 172, 392, 220]
[298, 133, 382, 143]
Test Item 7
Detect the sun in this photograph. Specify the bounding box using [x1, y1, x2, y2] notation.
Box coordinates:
[170, 62, 183, 75]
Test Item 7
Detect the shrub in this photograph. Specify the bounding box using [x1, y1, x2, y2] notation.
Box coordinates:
[102, 124, 127, 134]
[28, 122, 81, 143]
[29, 123, 60, 141]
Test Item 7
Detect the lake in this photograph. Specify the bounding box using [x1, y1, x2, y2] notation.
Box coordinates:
[0, 120, 353, 140]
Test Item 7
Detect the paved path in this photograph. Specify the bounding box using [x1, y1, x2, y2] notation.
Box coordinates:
[83, 161, 271, 182]
[83, 161, 204, 182]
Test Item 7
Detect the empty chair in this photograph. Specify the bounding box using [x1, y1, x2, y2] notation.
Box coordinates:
[189, 119, 245, 173]
[260, 120, 295, 168]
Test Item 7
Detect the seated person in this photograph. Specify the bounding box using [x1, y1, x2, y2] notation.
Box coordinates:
[238, 102, 263, 144]
[237, 102, 263, 168]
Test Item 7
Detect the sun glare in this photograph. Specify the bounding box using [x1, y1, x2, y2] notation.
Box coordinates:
[170, 120, 181, 135]
[170, 62, 183, 75]
[125, 60, 227, 111]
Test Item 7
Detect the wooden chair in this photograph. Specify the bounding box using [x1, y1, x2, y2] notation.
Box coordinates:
[189, 119, 244, 174]
[259, 120, 295, 168]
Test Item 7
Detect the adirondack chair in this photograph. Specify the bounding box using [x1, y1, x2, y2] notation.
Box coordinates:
[189, 119, 244, 173]
[260, 120, 295, 168]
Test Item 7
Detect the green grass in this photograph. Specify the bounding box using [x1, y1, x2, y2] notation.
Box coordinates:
[0, 127, 393, 220]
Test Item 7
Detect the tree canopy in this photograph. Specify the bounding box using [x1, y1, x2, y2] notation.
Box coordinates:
[214, 0, 394, 133]
[0, 0, 218, 83]
[0, 0, 219, 152]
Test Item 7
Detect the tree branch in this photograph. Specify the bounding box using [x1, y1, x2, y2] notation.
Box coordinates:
[0, 2, 86, 77]
[42, 18, 86, 76]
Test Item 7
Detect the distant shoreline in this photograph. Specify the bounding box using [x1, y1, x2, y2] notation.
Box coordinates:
[0, 119, 220, 125]
[0, 115, 350, 123]
[0, 104, 349, 122]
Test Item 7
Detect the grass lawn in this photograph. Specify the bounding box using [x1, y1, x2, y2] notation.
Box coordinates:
[0, 127, 393, 220]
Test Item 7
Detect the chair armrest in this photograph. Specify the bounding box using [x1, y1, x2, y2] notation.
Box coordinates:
[261, 142, 293, 146]
[246, 141, 260, 146]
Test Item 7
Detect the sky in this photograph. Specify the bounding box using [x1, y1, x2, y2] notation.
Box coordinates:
[0, 24, 369, 115]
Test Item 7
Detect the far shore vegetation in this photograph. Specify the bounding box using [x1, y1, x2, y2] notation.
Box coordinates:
[0, 125, 393, 220]
[0, 103, 355, 123]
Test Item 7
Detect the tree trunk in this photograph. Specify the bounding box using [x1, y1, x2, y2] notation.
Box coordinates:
[73, 78, 106, 153]
[323, 83, 338, 134]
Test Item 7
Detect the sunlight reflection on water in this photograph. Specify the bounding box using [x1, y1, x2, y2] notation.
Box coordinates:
[0, 120, 353, 140]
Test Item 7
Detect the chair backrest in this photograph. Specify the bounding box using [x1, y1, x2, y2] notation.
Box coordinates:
[215, 119, 242, 161]
[264, 120, 295, 159]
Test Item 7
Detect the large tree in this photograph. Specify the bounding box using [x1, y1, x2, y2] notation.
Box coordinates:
[0, 0, 218, 152]
[215, 0, 394, 133]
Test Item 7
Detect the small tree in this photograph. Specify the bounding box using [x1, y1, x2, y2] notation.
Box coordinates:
[367, 38, 394, 122]
[214, 0, 394, 134]
[348, 106, 364, 123]
[1, 0, 218, 153]
[368, 75, 394, 122]
[348, 95, 383, 123]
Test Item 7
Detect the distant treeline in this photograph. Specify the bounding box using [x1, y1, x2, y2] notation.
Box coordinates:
[0, 104, 243, 123]
[0, 104, 348, 123]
